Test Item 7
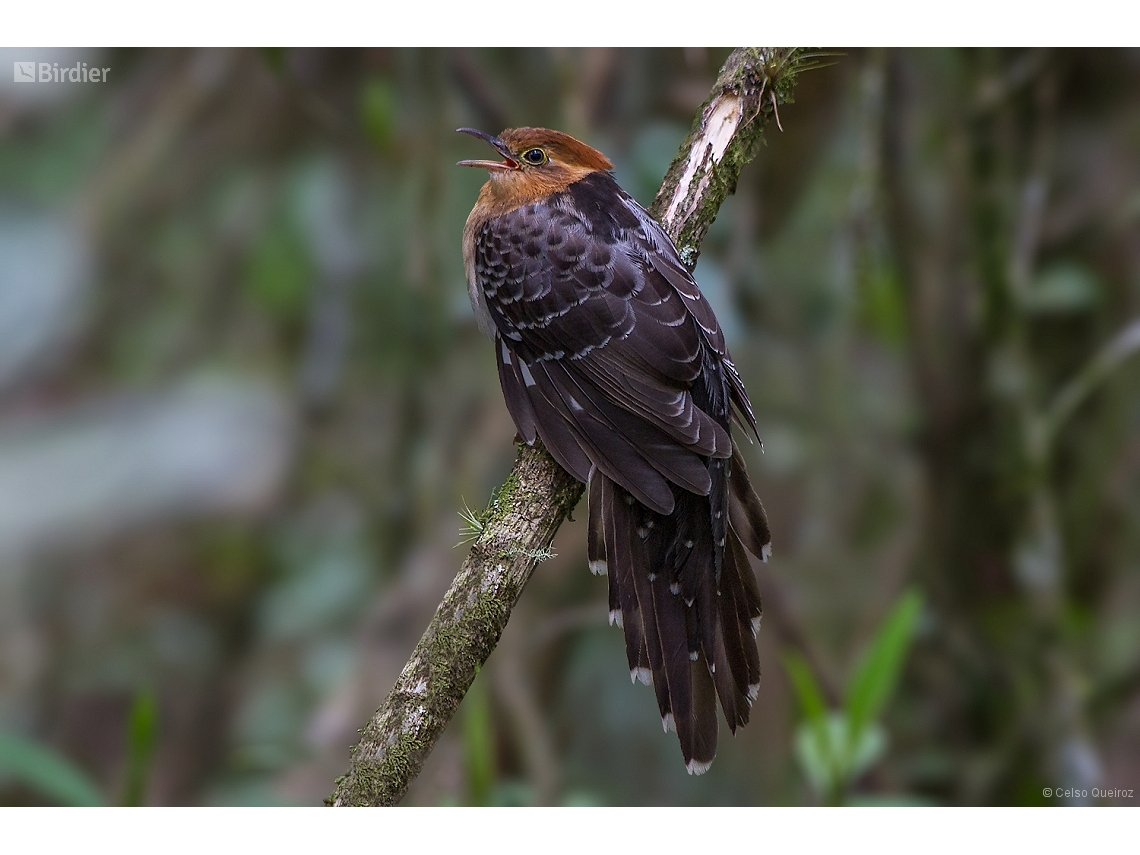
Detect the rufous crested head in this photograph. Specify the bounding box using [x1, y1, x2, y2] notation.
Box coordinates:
[457, 127, 613, 216]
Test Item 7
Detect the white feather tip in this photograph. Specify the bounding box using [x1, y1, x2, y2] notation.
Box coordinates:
[686, 758, 714, 776]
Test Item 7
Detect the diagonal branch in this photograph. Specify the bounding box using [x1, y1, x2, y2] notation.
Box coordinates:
[329, 47, 810, 807]
[1038, 317, 1140, 454]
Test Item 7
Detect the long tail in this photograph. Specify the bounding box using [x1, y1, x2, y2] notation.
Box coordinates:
[588, 441, 770, 774]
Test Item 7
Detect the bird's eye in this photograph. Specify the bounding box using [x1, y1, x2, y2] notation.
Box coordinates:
[522, 148, 547, 165]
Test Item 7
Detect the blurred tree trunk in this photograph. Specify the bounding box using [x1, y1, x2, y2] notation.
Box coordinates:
[881, 48, 1101, 804]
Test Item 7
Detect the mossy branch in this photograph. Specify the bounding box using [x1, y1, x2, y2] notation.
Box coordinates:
[329, 47, 809, 807]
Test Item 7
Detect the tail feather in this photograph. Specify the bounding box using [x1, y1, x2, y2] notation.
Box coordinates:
[692, 527, 721, 693]
[725, 530, 762, 697]
[672, 492, 705, 605]
[623, 503, 674, 726]
[648, 554, 695, 753]
[588, 468, 608, 579]
[714, 536, 756, 725]
[711, 617, 746, 731]
[601, 479, 651, 684]
[591, 445, 768, 772]
[687, 650, 719, 774]
[729, 441, 772, 562]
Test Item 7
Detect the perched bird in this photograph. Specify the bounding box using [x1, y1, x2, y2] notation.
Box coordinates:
[458, 127, 771, 775]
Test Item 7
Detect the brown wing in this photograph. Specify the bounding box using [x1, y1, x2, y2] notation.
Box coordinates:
[473, 171, 749, 514]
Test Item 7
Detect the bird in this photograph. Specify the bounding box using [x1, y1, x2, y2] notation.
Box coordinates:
[458, 126, 771, 775]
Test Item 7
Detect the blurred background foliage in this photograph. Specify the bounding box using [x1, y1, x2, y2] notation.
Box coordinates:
[0, 47, 1138, 806]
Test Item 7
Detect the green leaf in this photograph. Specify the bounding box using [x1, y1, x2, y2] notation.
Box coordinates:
[122, 689, 159, 806]
[785, 653, 837, 797]
[0, 730, 104, 806]
[847, 720, 887, 781]
[795, 713, 888, 802]
[462, 670, 495, 806]
[845, 590, 923, 744]
[783, 652, 827, 727]
[794, 720, 832, 795]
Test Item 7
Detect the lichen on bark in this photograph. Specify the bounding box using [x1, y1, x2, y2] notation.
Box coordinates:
[329, 46, 810, 808]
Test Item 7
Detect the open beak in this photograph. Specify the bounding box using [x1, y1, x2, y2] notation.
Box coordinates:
[456, 128, 519, 171]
